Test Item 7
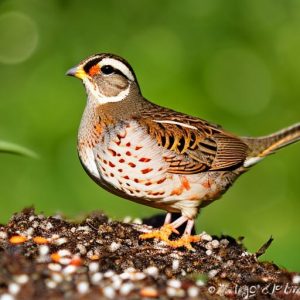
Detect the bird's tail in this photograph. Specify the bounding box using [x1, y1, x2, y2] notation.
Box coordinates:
[242, 123, 300, 168]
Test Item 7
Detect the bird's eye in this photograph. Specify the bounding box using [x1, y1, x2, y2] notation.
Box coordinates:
[101, 65, 114, 75]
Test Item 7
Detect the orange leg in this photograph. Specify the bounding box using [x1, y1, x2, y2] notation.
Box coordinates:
[140, 215, 201, 251]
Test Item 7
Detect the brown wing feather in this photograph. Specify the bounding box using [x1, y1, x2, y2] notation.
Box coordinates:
[136, 104, 249, 174]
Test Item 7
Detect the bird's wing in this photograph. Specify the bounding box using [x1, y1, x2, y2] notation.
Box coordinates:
[136, 105, 249, 174]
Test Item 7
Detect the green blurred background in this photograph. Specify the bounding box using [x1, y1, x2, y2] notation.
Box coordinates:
[0, 0, 299, 270]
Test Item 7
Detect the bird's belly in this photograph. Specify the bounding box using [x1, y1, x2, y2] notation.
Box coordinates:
[79, 121, 238, 217]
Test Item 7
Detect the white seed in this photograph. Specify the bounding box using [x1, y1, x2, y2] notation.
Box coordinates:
[39, 245, 49, 256]
[89, 262, 99, 273]
[196, 279, 205, 286]
[0, 294, 15, 300]
[77, 244, 86, 255]
[144, 266, 158, 277]
[77, 282, 89, 294]
[123, 216, 132, 223]
[111, 276, 122, 289]
[168, 279, 181, 289]
[201, 233, 212, 241]
[32, 221, 39, 228]
[45, 279, 57, 289]
[0, 231, 7, 239]
[172, 259, 180, 270]
[131, 272, 146, 281]
[220, 239, 229, 247]
[58, 249, 71, 257]
[29, 216, 35, 222]
[59, 257, 71, 265]
[206, 249, 212, 256]
[208, 269, 219, 278]
[103, 286, 115, 299]
[188, 286, 199, 297]
[8, 283, 20, 295]
[52, 273, 63, 283]
[54, 237, 68, 246]
[63, 265, 77, 275]
[166, 287, 177, 297]
[104, 270, 115, 278]
[132, 218, 142, 224]
[48, 263, 62, 272]
[91, 272, 103, 284]
[211, 240, 220, 248]
[45, 222, 53, 230]
[14, 274, 29, 285]
[120, 282, 134, 295]
[70, 227, 76, 233]
[293, 275, 300, 284]
[109, 242, 121, 252]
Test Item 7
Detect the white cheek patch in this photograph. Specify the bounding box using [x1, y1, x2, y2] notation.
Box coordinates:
[83, 78, 131, 105]
[100, 58, 135, 81]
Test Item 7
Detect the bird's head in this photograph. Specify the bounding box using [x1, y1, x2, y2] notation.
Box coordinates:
[66, 53, 140, 105]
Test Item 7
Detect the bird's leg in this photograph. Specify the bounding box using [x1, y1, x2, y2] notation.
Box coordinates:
[164, 212, 172, 225]
[140, 215, 200, 250]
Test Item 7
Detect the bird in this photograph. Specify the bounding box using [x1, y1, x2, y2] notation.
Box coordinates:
[67, 53, 300, 250]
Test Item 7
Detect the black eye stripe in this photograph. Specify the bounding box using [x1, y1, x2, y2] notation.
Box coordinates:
[83, 58, 102, 73]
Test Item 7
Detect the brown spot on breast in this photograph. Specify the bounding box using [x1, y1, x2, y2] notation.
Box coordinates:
[123, 175, 129, 180]
[110, 173, 114, 177]
[109, 161, 115, 168]
[145, 181, 152, 186]
[181, 176, 191, 190]
[135, 146, 142, 150]
[202, 179, 212, 189]
[108, 149, 116, 156]
[103, 160, 108, 165]
[134, 178, 139, 183]
[119, 159, 125, 163]
[126, 151, 132, 156]
[139, 157, 151, 162]
[128, 162, 136, 168]
[157, 177, 167, 184]
[141, 168, 153, 174]
[118, 169, 123, 173]
[126, 142, 131, 147]
[170, 187, 183, 196]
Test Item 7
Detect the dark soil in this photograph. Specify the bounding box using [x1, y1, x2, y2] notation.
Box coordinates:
[0, 208, 299, 300]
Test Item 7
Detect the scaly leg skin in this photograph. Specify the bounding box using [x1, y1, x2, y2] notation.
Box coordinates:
[139, 215, 201, 251]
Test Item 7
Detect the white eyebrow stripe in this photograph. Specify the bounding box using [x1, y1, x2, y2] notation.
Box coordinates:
[153, 120, 198, 130]
[100, 58, 135, 81]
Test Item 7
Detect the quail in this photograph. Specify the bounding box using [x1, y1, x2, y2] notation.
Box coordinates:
[67, 53, 300, 250]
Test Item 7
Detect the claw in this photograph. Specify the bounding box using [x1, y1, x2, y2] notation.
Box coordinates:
[139, 224, 200, 250]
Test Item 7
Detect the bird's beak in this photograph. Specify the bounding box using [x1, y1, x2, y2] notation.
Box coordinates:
[66, 65, 86, 80]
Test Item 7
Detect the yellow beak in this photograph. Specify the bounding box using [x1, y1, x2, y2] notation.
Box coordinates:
[66, 65, 86, 80]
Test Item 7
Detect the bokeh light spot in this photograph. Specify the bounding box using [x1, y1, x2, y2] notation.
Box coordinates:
[0, 11, 38, 64]
[205, 47, 272, 116]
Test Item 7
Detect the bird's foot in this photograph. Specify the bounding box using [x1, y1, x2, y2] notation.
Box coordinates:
[139, 224, 200, 251]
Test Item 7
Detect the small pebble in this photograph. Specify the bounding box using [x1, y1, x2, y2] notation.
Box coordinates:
[104, 270, 115, 278]
[123, 216, 132, 223]
[77, 244, 87, 255]
[54, 237, 68, 246]
[132, 218, 142, 224]
[0, 231, 7, 239]
[45, 279, 57, 289]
